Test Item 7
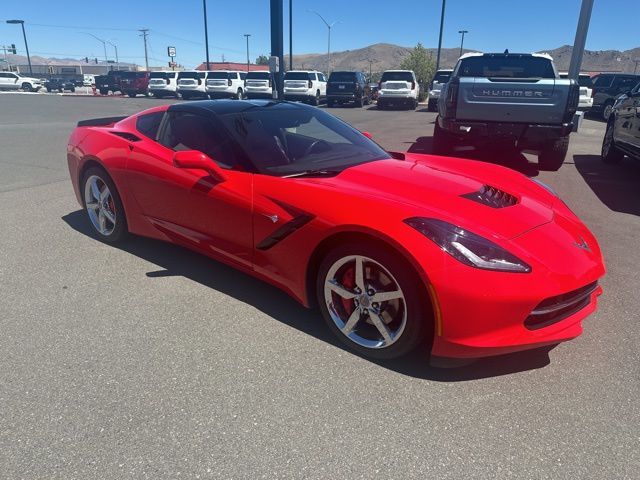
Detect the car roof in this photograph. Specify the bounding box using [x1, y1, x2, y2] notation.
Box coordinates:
[167, 99, 314, 116]
[458, 52, 553, 60]
[383, 69, 414, 73]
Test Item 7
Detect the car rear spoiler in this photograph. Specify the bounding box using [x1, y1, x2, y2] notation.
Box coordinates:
[77, 116, 127, 127]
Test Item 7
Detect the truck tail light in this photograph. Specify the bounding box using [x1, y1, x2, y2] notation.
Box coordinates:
[444, 78, 459, 118]
[166, 78, 170, 85]
[269, 79, 273, 88]
[564, 82, 579, 122]
[228, 79, 232, 86]
[308, 80, 313, 88]
[411, 81, 416, 90]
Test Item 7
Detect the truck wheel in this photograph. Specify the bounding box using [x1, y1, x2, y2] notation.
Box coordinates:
[432, 121, 453, 155]
[538, 136, 569, 171]
[601, 121, 624, 164]
[21, 82, 34, 92]
[99, 89, 108, 95]
[46, 88, 52, 93]
[355, 95, 364, 108]
[311, 90, 320, 106]
[127, 92, 136, 98]
[70, 87, 75, 93]
[427, 99, 437, 112]
[602, 101, 614, 122]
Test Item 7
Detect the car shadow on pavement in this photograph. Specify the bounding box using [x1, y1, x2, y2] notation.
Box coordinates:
[574, 154, 640, 216]
[62, 209, 554, 382]
[408, 137, 541, 177]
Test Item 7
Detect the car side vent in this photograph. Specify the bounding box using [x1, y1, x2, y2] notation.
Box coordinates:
[461, 185, 518, 208]
[109, 131, 142, 142]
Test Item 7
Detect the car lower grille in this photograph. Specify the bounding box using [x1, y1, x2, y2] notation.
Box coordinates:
[461, 185, 518, 208]
[524, 281, 598, 330]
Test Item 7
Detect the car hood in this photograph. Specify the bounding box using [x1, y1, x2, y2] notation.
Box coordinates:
[312, 154, 557, 240]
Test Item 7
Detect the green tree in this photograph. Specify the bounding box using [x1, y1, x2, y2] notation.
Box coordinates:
[400, 43, 435, 101]
[256, 55, 269, 66]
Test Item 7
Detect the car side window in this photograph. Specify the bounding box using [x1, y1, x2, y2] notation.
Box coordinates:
[159, 112, 237, 169]
[240, 73, 246, 81]
[319, 73, 326, 82]
[136, 112, 165, 140]
[617, 78, 638, 92]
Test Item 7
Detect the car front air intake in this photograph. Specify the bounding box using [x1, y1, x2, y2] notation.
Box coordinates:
[461, 185, 519, 209]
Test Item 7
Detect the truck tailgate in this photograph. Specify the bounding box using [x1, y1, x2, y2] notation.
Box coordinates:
[457, 77, 568, 124]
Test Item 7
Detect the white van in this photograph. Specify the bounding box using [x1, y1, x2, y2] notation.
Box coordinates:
[283, 70, 327, 105]
[148, 71, 178, 98]
[244, 71, 274, 99]
[83, 74, 95, 87]
[206, 70, 247, 99]
[177, 71, 208, 100]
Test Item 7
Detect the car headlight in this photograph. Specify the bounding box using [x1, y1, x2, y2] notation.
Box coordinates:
[404, 217, 531, 273]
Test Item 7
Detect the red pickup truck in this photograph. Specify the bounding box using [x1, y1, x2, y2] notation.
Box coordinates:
[119, 71, 150, 98]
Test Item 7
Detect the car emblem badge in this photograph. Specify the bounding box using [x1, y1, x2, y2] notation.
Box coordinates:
[264, 214, 279, 223]
[574, 236, 590, 252]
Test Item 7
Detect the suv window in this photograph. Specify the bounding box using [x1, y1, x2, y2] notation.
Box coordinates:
[318, 73, 326, 82]
[208, 72, 231, 79]
[457, 56, 555, 78]
[433, 71, 452, 83]
[247, 72, 270, 80]
[614, 77, 639, 92]
[381, 71, 414, 82]
[159, 112, 237, 168]
[329, 72, 356, 82]
[284, 72, 312, 80]
[136, 112, 164, 140]
[592, 75, 614, 88]
[240, 73, 246, 80]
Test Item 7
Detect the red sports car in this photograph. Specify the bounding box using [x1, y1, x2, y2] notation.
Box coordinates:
[67, 100, 605, 360]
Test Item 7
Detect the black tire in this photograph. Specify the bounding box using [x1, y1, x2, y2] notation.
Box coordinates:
[236, 88, 243, 100]
[316, 242, 431, 360]
[127, 92, 136, 98]
[355, 95, 364, 108]
[601, 120, 624, 164]
[46, 88, 52, 93]
[432, 121, 453, 155]
[538, 136, 569, 171]
[81, 166, 128, 243]
[327, 99, 335, 108]
[99, 88, 108, 95]
[21, 82, 33, 92]
[310, 90, 320, 106]
[70, 87, 75, 93]
[181, 92, 191, 100]
[427, 99, 437, 112]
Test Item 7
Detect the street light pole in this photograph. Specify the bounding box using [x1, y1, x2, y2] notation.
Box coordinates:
[203, 0, 211, 69]
[309, 10, 340, 75]
[244, 34, 251, 72]
[106, 41, 118, 70]
[568, 0, 594, 80]
[6, 20, 32, 75]
[289, 0, 293, 70]
[435, 0, 446, 72]
[458, 30, 468, 58]
[80, 32, 108, 65]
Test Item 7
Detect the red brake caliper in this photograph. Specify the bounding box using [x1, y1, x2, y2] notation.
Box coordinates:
[340, 266, 356, 314]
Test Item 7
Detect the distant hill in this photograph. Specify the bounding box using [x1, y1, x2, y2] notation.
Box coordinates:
[284, 43, 640, 75]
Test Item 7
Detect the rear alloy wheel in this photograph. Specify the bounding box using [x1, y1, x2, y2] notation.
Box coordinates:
[538, 136, 569, 171]
[21, 82, 33, 92]
[311, 90, 320, 106]
[601, 121, 624, 164]
[317, 244, 429, 360]
[82, 167, 127, 243]
[236, 88, 243, 100]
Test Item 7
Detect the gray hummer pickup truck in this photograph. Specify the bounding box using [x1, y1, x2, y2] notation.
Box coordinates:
[434, 52, 579, 171]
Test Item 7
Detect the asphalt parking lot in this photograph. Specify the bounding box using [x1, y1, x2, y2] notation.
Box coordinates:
[1, 93, 639, 479]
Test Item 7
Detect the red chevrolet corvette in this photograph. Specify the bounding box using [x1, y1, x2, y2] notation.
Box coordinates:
[67, 100, 605, 360]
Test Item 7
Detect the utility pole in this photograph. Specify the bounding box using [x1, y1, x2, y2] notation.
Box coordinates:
[289, 0, 293, 70]
[458, 30, 468, 58]
[244, 34, 251, 72]
[203, 0, 211, 69]
[139, 29, 149, 71]
[6, 20, 33, 75]
[309, 10, 340, 75]
[435, 0, 446, 72]
[368, 59, 372, 80]
[568, 0, 594, 80]
[107, 41, 118, 70]
[634, 59, 639, 75]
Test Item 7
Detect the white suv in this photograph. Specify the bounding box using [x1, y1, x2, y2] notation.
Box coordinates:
[377, 70, 419, 110]
[148, 71, 178, 98]
[427, 69, 452, 111]
[283, 70, 327, 105]
[244, 71, 274, 99]
[177, 71, 208, 100]
[206, 71, 247, 99]
[0, 72, 42, 92]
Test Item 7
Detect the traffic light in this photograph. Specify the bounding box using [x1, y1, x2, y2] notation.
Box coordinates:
[10, 44, 16, 54]
[94, 58, 98, 64]
[84, 57, 89, 63]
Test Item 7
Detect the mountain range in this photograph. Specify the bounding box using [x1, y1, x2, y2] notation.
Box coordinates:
[3, 43, 639, 74]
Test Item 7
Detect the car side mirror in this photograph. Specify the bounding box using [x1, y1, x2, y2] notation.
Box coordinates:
[172, 150, 226, 182]
[361, 131, 373, 140]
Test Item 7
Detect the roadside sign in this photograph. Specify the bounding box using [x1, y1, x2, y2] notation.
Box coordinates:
[167, 46, 176, 57]
[269, 56, 279, 73]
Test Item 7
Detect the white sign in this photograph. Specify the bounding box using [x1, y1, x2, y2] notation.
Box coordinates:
[167, 46, 176, 57]
[269, 56, 279, 73]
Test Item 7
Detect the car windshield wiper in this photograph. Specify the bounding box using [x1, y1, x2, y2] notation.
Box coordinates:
[282, 169, 342, 178]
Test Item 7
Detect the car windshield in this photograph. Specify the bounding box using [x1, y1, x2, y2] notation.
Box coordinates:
[247, 72, 270, 80]
[381, 72, 413, 82]
[329, 72, 356, 82]
[217, 104, 389, 176]
[457, 56, 556, 78]
[433, 71, 451, 83]
[285, 72, 312, 80]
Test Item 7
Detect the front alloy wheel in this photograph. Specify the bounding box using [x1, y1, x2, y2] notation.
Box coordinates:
[317, 244, 429, 359]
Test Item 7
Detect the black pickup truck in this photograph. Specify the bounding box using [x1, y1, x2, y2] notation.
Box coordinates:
[44, 78, 76, 93]
[95, 72, 124, 95]
[435, 52, 579, 171]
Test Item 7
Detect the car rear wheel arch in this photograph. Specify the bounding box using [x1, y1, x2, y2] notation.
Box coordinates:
[79, 158, 131, 226]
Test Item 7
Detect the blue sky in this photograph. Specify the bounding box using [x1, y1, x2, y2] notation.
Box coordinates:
[1, 0, 638, 69]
